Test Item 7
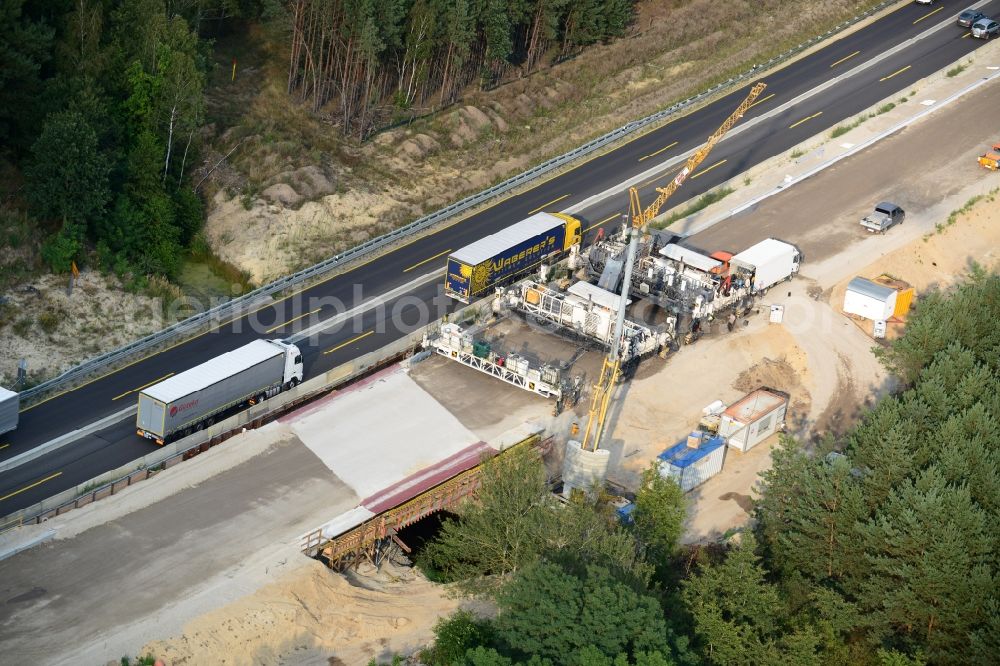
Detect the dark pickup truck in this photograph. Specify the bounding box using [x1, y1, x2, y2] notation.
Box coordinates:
[860, 202, 905, 234]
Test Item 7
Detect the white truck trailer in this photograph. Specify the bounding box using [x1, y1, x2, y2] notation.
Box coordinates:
[730, 239, 800, 293]
[136, 339, 303, 445]
[0, 387, 18, 436]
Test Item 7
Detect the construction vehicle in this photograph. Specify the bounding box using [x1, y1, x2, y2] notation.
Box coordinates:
[136, 339, 303, 445]
[979, 142, 1000, 171]
[500, 279, 674, 361]
[445, 212, 582, 303]
[577, 82, 767, 453]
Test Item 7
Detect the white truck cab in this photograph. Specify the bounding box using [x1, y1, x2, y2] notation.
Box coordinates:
[270, 339, 304, 388]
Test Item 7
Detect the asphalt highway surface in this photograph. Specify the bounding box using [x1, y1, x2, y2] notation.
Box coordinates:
[2, 0, 998, 515]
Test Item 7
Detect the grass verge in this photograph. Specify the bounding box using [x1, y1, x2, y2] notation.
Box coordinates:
[931, 187, 999, 235]
[831, 113, 874, 138]
[655, 186, 735, 229]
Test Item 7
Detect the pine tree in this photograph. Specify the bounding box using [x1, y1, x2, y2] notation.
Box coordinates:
[852, 469, 993, 663]
[756, 440, 866, 583]
[682, 534, 789, 666]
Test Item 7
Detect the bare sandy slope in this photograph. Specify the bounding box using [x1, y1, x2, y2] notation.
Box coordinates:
[0, 271, 171, 385]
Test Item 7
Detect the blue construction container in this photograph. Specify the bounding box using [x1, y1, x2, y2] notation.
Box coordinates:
[657, 432, 727, 492]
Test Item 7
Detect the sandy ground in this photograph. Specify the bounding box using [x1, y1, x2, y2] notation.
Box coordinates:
[0, 271, 172, 385]
[143, 558, 461, 666]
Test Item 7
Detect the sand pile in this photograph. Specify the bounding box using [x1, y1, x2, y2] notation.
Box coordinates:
[142, 559, 460, 665]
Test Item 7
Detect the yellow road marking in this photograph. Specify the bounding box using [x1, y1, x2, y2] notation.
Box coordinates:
[0, 472, 62, 503]
[638, 141, 679, 162]
[691, 159, 727, 180]
[962, 32, 971, 39]
[584, 214, 621, 233]
[879, 65, 911, 82]
[0, 443, 9, 451]
[748, 93, 775, 109]
[829, 50, 860, 68]
[112, 373, 175, 401]
[789, 111, 823, 129]
[323, 330, 374, 355]
[913, 6, 943, 24]
[528, 194, 570, 215]
[265, 307, 322, 334]
[403, 249, 452, 273]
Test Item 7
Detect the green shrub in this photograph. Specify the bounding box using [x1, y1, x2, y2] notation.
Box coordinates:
[38, 310, 60, 334]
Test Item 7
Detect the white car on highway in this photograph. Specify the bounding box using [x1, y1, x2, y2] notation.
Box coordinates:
[971, 18, 1000, 39]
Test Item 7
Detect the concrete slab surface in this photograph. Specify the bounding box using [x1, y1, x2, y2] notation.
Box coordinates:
[284, 365, 482, 498]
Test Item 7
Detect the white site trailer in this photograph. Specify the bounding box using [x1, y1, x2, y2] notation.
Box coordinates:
[718, 388, 788, 453]
[136, 339, 303, 445]
[843, 277, 898, 321]
[730, 239, 800, 293]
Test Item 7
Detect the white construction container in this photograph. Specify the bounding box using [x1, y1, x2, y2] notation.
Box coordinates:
[731, 238, 800, 292]
[843, 277, 897, 322]
[658, 432, 727, 492]
[719, 388, 788, 453]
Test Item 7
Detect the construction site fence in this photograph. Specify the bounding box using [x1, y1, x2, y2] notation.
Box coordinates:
[14, 0, 896, 407]
[1, 303, 486, 531]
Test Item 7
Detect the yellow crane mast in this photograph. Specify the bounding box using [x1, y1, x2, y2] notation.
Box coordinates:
[578, 82, 767, 453]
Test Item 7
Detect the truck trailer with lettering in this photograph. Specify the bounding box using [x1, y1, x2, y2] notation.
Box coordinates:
[136, 339, 303, 445]
[445, 212, 582, 302]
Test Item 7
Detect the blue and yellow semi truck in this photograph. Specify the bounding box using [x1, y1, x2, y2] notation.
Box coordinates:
[444, 212, 582, 302]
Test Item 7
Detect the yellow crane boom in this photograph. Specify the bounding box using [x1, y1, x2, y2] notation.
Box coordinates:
[630, 81, 767, 229]
[579, 82, 766, 453]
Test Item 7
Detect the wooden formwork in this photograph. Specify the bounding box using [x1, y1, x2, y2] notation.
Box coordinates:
[319, 464, 485, 570]
[309, 435, 545, 570]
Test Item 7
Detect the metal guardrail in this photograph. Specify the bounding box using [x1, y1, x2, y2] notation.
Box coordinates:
[17, 0, 896, 407]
